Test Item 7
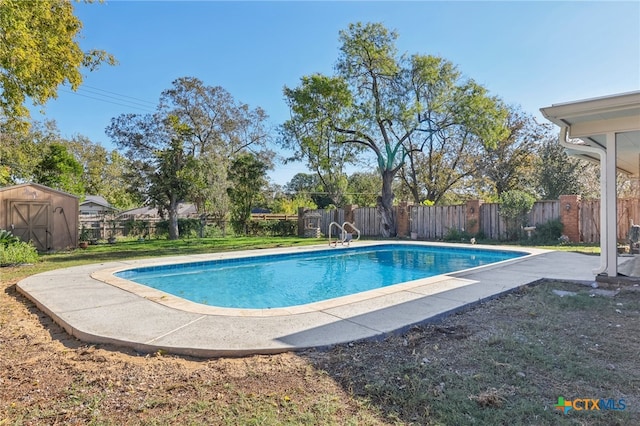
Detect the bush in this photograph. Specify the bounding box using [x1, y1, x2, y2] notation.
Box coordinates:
[531, 218, 564, 244]
[247, 220, 297, 237]
[123, 219, 149, 237]
[155, 219, 202, 238]
[499, 190, 536, 241]
[0, 240, 39, 265]
[443, 228, 472, 242]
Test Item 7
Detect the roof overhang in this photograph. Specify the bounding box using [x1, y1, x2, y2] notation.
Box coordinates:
[540, 91, 640, 175]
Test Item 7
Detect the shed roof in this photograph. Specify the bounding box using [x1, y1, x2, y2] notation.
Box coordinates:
[0, 182, 78, 198]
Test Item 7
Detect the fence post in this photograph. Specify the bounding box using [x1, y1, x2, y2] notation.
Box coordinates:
[297, 207, 306, 237]
[559, 195, 581, 242]
[466, 199, 483, 236]
[396, 201, 410, 238]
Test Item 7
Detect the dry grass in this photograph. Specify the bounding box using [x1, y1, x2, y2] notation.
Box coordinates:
[1, 254, 639, 424]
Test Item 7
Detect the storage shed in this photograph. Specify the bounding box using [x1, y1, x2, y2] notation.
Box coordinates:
[0, 183, 78, 251]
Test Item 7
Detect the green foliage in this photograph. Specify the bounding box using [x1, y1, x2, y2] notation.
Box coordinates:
[443, 228, 472, 242]
[284, 22, 508, 235]
[271, 194, 317, 215]
[155, 219, 201, 238]
[0, 238, 38, 265]
[123, 220, 149, 237]
[0, 229, 20, 246]
[530, 218, 564, 245]
[227, 153, 269, 235]
[33, 142, 84, 195]
[347, 171, 379, 207]
[0, 0, 115, 127]
[477, 108, 542, 198]
[79, 225, 90, 242]
[499, 190, 536, 240]
[247, 220, 297, 237]
[536, 138, 584, 199]
[202, 224, 227, 238]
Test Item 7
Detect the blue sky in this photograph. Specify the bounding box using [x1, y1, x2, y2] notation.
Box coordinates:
[30, 1, 640, 185]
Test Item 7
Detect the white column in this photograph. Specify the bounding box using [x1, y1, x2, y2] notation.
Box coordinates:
[606, 132, 617, 277]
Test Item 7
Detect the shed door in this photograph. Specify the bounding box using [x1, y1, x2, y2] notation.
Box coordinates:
[9, 201, 51, 251]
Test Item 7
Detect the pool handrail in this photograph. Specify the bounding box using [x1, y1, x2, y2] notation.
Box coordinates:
[329, 221, 361, 246]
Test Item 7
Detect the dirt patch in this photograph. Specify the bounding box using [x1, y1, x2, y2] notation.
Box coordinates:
[2, 268, 639, 425]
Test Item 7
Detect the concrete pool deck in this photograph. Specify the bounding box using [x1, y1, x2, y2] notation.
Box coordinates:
[16, 241, 600, 358]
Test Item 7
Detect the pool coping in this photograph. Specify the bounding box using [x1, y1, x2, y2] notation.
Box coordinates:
[92, 241, 536, 317]
[16, 241, 600, 358]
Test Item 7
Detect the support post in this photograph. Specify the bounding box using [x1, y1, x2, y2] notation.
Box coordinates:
[606, 132, 617, 277]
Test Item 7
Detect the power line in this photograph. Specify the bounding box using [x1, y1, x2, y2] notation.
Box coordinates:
[81, 85, 157, 107]
[60, 89, 156, 113]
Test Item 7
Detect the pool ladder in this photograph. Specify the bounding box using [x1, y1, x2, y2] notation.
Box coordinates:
[329, 221, 361, 246]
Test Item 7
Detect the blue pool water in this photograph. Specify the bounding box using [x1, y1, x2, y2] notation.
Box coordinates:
[116, 244, 525, 309]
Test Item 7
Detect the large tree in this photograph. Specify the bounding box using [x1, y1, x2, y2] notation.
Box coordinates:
[33, 142, 84, 195]
[0, 0, 115, 127]
[66, 135, 140, 209]
[475, 107, 542, 198]
[397, 56, 509, 205]
[284, 23, 507, 236]
[106, 77, 269, 238]
[536, 137, 585, 199]
[0, 120, 59, 185]
[281, 75, 361, 207]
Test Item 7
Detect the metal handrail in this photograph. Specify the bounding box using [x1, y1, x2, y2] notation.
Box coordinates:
[328, 221, 360, 246]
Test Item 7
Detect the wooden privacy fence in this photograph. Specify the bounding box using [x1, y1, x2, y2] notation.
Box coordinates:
[579, 198, 640, 243]
[410, 205, 466, 240]
[78, 197, 640, 243]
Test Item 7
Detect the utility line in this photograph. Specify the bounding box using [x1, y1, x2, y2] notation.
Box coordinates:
[60, 89, 156, 113]
[80, 85, 157, 106]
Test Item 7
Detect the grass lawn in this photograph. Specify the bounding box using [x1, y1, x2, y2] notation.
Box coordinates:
[1, 237, 636, 425]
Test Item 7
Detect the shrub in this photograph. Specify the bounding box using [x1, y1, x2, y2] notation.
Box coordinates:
[123, 219, 148, 237]
[499, 190, 535, 241]
[0, 229, 20, 246]
[247, 220, 297, 237]
[0, 239, 39, 265]
[443, 228, 472, 242]
[155, 219, 201, 238]
[531, 218, 564, 244]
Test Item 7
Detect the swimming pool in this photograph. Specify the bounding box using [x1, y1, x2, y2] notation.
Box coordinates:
[115, 244, 525, 309]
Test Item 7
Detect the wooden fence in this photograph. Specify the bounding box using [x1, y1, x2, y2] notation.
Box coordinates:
[79, 197, 640, 243]
[579, 198, 640, 243]
[410, 205, 466, 240]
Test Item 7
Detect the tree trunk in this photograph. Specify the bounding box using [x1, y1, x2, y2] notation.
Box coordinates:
[377, 169, 396, 237]
[168, 196, 180, 240]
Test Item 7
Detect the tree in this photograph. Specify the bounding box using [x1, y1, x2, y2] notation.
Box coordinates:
[284, 23, 507, 236]
[106, 77, 269, 238]
[33, 142, 84, 195]
[0, 0, 115, 127]
[66, 135, 139, 209]
[397, 56, 509, 205]
[476, 108, 542, 198]
[536, 137, 584, 199]
[227, 153, 269, 234]
[281, 75, 361, 207]
[499, 189, 535, 240]
[158, 77, 271, 220]
[283, 173, 327, 208]
[0, 120, 59, 185]
[106, 112, 192, 239]
[347, 171, 380, 207]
